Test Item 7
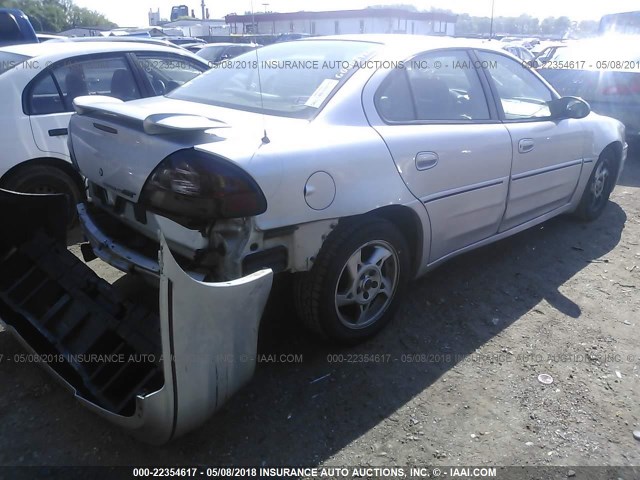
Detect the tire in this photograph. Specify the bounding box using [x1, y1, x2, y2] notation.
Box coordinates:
[294, 216, 411, 344]
[2, 165, 82, 227]
[574, 149, 617, 221]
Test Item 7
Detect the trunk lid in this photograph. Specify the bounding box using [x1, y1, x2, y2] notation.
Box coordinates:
[69, 96, 303, 203]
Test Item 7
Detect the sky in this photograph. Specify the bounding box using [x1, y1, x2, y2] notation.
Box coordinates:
[72, 0, 640, 28]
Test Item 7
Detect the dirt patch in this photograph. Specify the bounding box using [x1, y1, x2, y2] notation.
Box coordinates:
[0, 156, 638, 468]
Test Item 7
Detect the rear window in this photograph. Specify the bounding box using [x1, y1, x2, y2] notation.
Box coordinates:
[170, 40, 379, 119]
[0, 52, 30, 75]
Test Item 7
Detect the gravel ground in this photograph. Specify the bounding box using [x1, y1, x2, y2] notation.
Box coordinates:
[0, 154, 638, 469]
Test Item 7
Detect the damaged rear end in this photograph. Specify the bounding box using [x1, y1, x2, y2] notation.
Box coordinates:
[0, 185, 272, 442]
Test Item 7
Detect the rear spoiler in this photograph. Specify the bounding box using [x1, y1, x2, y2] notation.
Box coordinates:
[73, 95, 229, 135]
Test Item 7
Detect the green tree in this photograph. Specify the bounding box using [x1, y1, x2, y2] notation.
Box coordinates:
[455, 13, 582, 38]
[539, 17, 556, 35]
[0, 0, 117, 32]
[576, 20, 599, 37]
[553, 16, 571, 37]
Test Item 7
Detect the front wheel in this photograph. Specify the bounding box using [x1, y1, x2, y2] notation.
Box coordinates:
[294, 217, 410, 344]
[574, 150, 617, 221]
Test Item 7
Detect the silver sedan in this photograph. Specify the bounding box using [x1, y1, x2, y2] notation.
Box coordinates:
[66, 35, 627, 441]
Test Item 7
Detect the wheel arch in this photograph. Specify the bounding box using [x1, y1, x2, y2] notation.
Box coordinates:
[338, 205, 424, 278]
[601, 140, 624, 179]
[0, 157, 85, 194]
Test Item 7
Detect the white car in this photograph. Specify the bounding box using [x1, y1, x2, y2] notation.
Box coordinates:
[0, 41, 209, 221]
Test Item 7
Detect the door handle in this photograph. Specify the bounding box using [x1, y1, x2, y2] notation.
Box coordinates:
[48, 128, 68, 137]
[415, 151, 439, 171]
[518, 138, 534, 153]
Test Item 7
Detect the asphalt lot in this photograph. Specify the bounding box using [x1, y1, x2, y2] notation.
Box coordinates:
[0, 152, 638, 468]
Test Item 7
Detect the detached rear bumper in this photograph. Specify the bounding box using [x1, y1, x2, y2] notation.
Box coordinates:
[0, 191, 273, 444]
[106, 235, 273, 443]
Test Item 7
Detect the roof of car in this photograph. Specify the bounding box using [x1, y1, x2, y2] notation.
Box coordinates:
[0, 40, 203, 59]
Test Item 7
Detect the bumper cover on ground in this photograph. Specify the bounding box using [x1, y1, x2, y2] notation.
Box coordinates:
[0, 191, 273, 443]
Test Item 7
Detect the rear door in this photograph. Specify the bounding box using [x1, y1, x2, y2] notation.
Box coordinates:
[475, 50, 586, 231]
[365, 48, 513, 262]
[27, 53, 141, 157]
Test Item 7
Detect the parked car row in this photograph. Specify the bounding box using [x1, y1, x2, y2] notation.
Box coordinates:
[538, 36, 640, 145]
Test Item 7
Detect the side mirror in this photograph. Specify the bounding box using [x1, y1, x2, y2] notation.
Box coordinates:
[551, 96, 590, 120]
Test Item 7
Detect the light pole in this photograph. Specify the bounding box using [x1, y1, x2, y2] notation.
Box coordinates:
[489, 0, 495, 39]
[262, 3, 269, 13]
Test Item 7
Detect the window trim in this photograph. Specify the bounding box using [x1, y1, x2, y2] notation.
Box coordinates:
[373, 48, 500, 126]
[471, 48, 560, 124]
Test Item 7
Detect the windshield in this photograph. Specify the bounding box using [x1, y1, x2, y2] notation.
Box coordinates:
[169, 40, 379, 119]
[0, 52, 30, 75]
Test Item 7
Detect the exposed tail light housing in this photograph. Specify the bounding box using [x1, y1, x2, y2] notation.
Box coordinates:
[139, 149, 267, 228]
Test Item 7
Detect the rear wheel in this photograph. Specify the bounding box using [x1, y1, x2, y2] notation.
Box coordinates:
[575, 149, 617, 221]
[294, 217, 410, 344]
[2, 165, 82, 227]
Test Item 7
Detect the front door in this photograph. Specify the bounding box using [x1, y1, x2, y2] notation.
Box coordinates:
[475, 50, 586, 232]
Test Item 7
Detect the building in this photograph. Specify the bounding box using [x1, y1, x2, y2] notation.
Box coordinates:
[161, 18, 229, 37]
[225, 8, 457, 36]
[149, 9, 162, 27]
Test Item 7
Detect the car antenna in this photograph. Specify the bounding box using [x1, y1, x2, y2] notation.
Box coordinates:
[250, 0, 270, 144]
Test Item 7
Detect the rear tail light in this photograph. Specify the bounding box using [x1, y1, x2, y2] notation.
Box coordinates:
[139, 149, 267, 227]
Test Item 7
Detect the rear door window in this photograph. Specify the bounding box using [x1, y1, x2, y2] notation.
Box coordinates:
[28, 72, 65, 115]
[376, 49, 490, 122]
[49, 55, 141, 110]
